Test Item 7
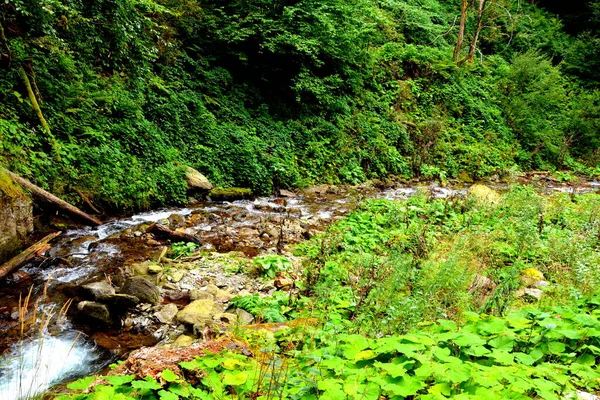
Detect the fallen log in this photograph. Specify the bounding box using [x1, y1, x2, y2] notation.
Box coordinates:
[147, 223, 201, 244]
[0, 231, 62, 280]
[2, 168, 102, 226]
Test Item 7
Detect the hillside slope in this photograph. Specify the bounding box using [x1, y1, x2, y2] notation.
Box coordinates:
[0, 0, 598, 209]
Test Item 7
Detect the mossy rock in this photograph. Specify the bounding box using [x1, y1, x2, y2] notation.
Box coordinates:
[0, 169, 26, 199]
[209, 187, 253, 201]
[467, 184, 500, 203]
[520, 267, 545, 287]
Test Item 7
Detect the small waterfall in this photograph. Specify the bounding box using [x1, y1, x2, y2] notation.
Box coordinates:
[0, 330, 109, 400]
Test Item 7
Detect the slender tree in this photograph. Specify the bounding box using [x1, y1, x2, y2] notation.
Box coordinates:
[453, 0, 469, 62]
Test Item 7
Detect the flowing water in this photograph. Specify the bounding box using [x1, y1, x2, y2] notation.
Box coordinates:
[0, 178, 598, 399]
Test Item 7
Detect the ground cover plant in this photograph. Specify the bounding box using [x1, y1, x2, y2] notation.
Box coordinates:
[56, 187, 600, 399]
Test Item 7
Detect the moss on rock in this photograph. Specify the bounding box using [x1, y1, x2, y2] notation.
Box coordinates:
[209, 187, 253, 201]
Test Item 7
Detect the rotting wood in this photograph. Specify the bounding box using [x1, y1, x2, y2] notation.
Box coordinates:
[2, 167, 102, 226]
[0, 231, 61, 280]
[147, 223, 201, 244]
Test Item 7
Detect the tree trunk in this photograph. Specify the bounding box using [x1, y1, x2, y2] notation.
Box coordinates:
[147, 223, 201, 244]
[19, 66, 51, 135]
[453, 0, 469, 63]
[0, 231, 61, 280]
[464, 0, 488, 63]
[2, 168, 102, 226]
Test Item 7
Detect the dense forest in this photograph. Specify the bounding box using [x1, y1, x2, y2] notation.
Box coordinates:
[0, 0, 599, 209]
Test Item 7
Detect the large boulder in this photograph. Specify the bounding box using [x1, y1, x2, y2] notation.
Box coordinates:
[0, 170, 33, 264]
[176, 299, 224, 326]
[185, 167, 213, 191]
[81, 281, 115, 300]
[467, 184, 500, 203]
[77, 301, 113, 327]
[120, 277, 161, 304]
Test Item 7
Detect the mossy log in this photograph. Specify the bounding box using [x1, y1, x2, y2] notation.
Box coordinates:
[1, 168, 102, 226]
[0, 231, 61, 279]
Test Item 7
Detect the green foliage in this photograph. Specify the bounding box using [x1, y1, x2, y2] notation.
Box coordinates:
[252, 255, 293, 279]
[169, 242, 198, 258]
[297, 187, 600, 335]
[59, 295, 600, 399]
[231, 291, 295, 323]
[0, 0, 599, 209]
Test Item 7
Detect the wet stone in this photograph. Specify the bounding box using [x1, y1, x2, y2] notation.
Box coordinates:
[177, 299, 224, 326]
[169, 271, 185, 283]
[77, 301, 113, 327]
[98, 293, 140, 310]
[121, 276, 161, 304]
[155, 303, 179, 324]
[81, 281, 116, 300]
[148, 264, 163, 274]
[234, 308, 255, 325]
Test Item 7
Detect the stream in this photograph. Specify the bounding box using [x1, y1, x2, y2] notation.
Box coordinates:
[0, 177, 598, 400]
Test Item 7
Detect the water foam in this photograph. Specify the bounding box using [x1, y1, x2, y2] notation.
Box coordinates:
[0, 332, 106, 400]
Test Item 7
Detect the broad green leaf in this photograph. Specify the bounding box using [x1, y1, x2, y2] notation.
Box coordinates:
[105, 375, 135, 386]
[488, 349, 514, 365]
[452, 333, 486, 347]
[382, 376, 425, 397]
[375, 361, 407, 378]
[463, 345, 490, 357]
[354, 349, 377, 361]
[428, 382, 452, 396]
[445, 363, 472, 383]
[67, 376, 96, 390]
[158, 389, 179, 400]
[431, 346, 460, 363]
[546, 341, 566, 354]
[168, 383, 190, 397]
[318, 378, 342, 392]
[221, 357, 245, 370]
[223, 372, 248, 386]
[513, 352, 536, 366]
[160, 369, 180, 383]
[488, 336, 514, 351]
[576, 353, 596, 366]
[132, 377, 162, 391]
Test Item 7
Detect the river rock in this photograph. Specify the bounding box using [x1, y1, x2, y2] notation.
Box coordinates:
[129, 260, 161, 276]
[81, 281, 115, 300]
[120, 277, 161, 304]
[176, 299, 224, 326]
[235, 308, 255, 325]
[190, 289, 214, 301]
[279, 189, 296, 198]
[185, 167, 213, 191]
[148, 264, 163, 274]
[98, 293, 140, 309]
[172, 334, 195, 348]
[168, 213, 186, 229]
[517, 288, 544, 302]
[520, 267, 545, 287]
[169, 270, 185, 283]
[213, 312, 237, 325]
[467, 184, 500, 203]
[77, 301, 113, 326]
[0, 170, 33, 264]
[155, 303, 179, 324]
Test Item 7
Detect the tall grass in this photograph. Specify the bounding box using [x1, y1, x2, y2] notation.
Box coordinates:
[0, 276, 81, 400]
